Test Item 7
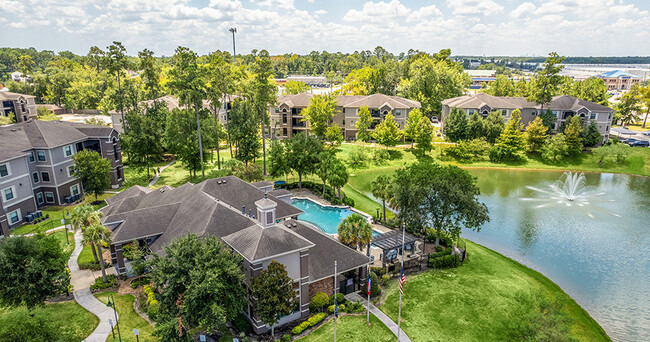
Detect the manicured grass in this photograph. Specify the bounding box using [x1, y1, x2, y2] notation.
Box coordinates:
[94, 291, 156, 342]
[614, 123, 649, 132]
[77, 243, 96, 264]
[0, 300, 99, 341]
[380, 240, 610, 342]
[10, 192, 115, 235]
[298, 314, 394, 342]
[48, 230, 76, 258]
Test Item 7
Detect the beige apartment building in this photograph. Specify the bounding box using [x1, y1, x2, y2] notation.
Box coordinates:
[597, 70, 641, 91]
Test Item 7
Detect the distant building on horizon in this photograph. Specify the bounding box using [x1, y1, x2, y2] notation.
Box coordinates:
[596, 70, 641, 91]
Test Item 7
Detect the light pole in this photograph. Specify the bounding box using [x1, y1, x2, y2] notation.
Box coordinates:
[107, 294, 122, 341]
[229, 27, 237, 63]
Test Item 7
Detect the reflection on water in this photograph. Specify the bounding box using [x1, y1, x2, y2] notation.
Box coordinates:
[464, 169, 650, 342]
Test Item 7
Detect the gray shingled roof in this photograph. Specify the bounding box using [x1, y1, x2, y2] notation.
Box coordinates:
[443, 94, 613, 112]
[0, 91, 35, 100]
[222, 224, 314, 262]
[284, 219, 370, 282]
[276, 93, 421, 110]
[0, 120, 114, 151]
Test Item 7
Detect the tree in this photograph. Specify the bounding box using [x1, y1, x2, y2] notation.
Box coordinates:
[316, 151, 336, 195]
[404, 108, 423, 148]
[205, 51, 236, 158]
[414, 115, 434, 153]
[443, 108, 468, 142]
[525, 117, 548, 153]
[582, 120, 602, 147]
[71, 149, 111, 200]
[284, 80, 310, 94]
[249, 51, 278, 176]
[106, 42, 128, 125]
[639, 84, 650, 127]
[392, 161, 489, 246]
[138, 48, 161, 101]
[148, 235, 245, 341]
[121, 105, 166, 177]
[301, 93, 337, 138]
[528, 52, 566, 112]
[371, 175, 392, 222]
[354, 104, 373, 142]
[484, 111, 505, 144]
[467, 112, 485, 140]
[483, 74, 515, 96]
[229, 101, 261, 165]
[325, 122, 344, 146]
[373, 112, 402, 147]
[166, 108, 209, 177]
[337, 214, 373, 255]
[615, 85, 641, 126]
[285, 132, 323, 188]
[250, 260, 297, 338]
[0, 234, 69, 308]
[493, 109, 526, 160]
[168, 46, 208, 177]
[268, 140, 290, 179]
[18, 55, 35, 81]
[560, 77, 609, 106]
[69, 204, 103, 263]
[541, 134, 569, 163]
[82, 223, 112, 282]
[564, 116, 584, 155]
[539, 109, 556, 132]
[328, 159, 349, 199]
[36, 106, 61, 121]
[0, 113, 15, 125]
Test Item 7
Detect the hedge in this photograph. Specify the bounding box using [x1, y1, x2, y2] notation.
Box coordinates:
[90, 275, 118, 290]
[277, 181, 354, 207]
[292, 312, 327, 335]
[428, 253, 461, 269]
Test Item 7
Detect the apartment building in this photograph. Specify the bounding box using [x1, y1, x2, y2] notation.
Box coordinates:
[270, 93, 421, 140]
[441, 93, 614, 144]
[0, 120, 123, 236]
[1, 91, 37, 123]
[596, 70, 641, 91]
[100, 177, 369, 333]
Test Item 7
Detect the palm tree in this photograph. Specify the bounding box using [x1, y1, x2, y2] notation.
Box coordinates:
[338, 214, 373, 255]
[371, 175, 392, 222]
[69, 204, 103, 263]
[83, 223, 113, 282]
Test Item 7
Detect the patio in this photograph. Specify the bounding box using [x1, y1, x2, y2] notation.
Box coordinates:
[371, 230, 423, 273]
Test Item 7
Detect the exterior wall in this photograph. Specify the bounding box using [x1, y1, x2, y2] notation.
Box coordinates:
[0, 156, 38, 234]
[0, 95, 37, 123]
[309, 276, 335, 299]
[600, 76, 641, 91]
[98, 130, 124, 188]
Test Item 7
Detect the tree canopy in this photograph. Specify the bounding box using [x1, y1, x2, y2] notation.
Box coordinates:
[71, 149, 111, 200]
[250, 260, 297, 338]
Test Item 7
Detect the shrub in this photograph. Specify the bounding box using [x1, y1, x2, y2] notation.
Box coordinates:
[428, 254, 461, 269]
[90, 275, 118, 290]
[426, 230, 453, 247]
[147, 300, 160, 320]
[281, 334, 291, 342]
[310, 292, 329, 312]
[372, 149, 390, 165]
[307, 312, 326, 327]
[342, 196, 355, 207]
[292, 321, 311, 335]
[434, 245, 444, 253]
[131, 277, 150, 289]
[328, 293, 346, 306]
[327, 304, 335, 314]
[121, 244, 133, 259]
[143, 285, 152, 294]
[78, 261, 102, 271]
[347, 148, 368, 168]
[370, 272, 381, 297]
[381, 274, 390, 283]
[232, 313, 252, 334]
[349, 300, 365, 313]
[371, 267, 386, 277]
[444, 138, 490, 161]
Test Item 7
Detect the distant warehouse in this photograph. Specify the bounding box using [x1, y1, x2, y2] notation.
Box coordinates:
[286, 75, 328, 86]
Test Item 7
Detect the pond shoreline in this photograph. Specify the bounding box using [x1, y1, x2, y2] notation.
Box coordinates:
[458, 165, 650, 179]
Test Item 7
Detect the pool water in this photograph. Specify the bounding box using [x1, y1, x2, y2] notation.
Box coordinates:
[292, 198, 354, 234]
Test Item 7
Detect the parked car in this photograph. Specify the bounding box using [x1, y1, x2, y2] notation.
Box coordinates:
[642, 131, 650, 136]
[629, 140, 649, 147]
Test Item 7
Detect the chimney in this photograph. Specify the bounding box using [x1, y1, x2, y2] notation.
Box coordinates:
[255, 194, 277, 229]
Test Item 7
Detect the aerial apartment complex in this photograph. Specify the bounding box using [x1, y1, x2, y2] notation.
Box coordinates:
[0, 120, 123, 235]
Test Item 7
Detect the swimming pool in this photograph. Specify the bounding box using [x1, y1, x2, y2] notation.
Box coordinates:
[292, 198, 355, 234]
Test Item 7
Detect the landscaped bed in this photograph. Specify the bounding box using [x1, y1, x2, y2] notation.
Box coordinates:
[94, 291, 156, 342]
[297, 314, 394, 342]
[380, 239, 610, 342]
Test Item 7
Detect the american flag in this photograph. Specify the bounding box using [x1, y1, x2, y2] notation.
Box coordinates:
[367, 273, 372, 296]
[399, 268, 406, 295]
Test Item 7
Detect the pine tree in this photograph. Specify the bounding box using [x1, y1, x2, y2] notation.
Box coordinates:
[467, 112, 485, 139]
[525, 116, 548, 153]
[484, 111, 505, 144]
[494, 109, 526, 160]
[444, 108, 468, 142]
[564, 116, 584, 155]
[539, 109, 556, 132]
[373, 112, 402, 147]
[582, 120, 602, 147]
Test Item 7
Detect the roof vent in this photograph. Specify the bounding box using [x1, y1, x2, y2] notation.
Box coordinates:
[159, 188, 165, 193]
[222, 179, 227, 184]
[217, 180, 222, 184]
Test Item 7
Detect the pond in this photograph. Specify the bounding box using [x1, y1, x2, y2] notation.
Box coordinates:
[463, 168, 650, 342]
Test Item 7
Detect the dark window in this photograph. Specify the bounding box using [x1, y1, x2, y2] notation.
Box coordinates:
[32, 172, 39, 183]
[37, 151, 46, 161]
[116, 167, 122, 180]
[28, 152, 35, 162]
[41, 172, 50, 182]
[0, 164, 8, 177]
[45, 192, 54, 203]
[282, 114, 287, 124]
[36, 192, 44, 204]
[283, 128, 287, 136]
[3, 188, 14, 201]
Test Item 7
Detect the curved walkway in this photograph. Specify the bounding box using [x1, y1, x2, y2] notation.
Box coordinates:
[345, 293, 411, 342]
[68, 230, 118, 342]
[148, 160, 175, 187]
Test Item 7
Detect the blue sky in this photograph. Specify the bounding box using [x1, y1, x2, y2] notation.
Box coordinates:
[1, 0, 649, 57]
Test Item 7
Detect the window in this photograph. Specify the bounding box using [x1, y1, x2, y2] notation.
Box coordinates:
[468, 109, 475, 115]
[0, 164, 9, 178]
[531, 110, 537, 116]
[41, 172, 50, 182]
[395, 110, 402, 116]
[282, 128, 287, 136]
[274, 107, 279, 113]
[67, 165, 73, 177]
[608, 113, 612, 120]
[28, 151, 35, 162]
[501, 109, 507, 116]
[64, 145, 73, 157]
[117, 167, 122, 181]
[342, 108, 346, 114]
[590, 113, 596, 120]
[2, 187, 15, 202]
[342, 120, 345, 125]
[36, 151, 46, 162]
[44, 192, 54, 203]
[36, 192, 44, 204]
[32, 172, 39, 183]
[8, 209, 21, 225]
[70, 184, 79, 196]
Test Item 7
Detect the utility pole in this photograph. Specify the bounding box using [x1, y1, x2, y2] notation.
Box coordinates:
[334, 260, 337, 342]
[229, 27, 237, 63]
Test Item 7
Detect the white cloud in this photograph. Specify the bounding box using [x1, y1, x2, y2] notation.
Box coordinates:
[314, 9, 327, 15]
[447, 0, 504, 16]
[509, 2, 535, 18]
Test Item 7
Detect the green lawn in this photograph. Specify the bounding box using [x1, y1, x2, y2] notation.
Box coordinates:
[0, 300, 99, 341]
[48, 230, 75, 258]
[380, 240, 610, 342]
[10, 192, 115, 235]
[298, 314, 394, 342]
[613, 122, 649, 132]
[94, 291, 156, 342]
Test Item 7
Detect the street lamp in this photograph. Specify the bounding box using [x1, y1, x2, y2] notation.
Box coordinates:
[229, 27, 237, 63]
[106, 294, 122, 341]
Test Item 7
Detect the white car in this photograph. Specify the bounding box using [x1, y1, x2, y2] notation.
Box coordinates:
[642, 131, 650, 136]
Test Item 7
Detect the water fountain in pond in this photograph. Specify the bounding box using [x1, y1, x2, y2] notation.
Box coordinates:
[521, 172, 620, 218]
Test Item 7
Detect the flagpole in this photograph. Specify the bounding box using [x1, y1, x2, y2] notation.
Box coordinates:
[367, 253, 371, 326]
[397, 223, 405, 342]
[334, 260, 337, 342]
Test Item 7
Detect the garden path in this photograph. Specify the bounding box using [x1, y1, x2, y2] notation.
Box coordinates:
[148, 160, 176, 187]
[346, 293, 412, 342]
[68, 229, 118, 342]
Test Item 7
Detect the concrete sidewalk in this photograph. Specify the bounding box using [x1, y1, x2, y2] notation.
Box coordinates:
[68, 230, 119, 342]
[346, 293, 412, 342]
[148, 160, 175, 187]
